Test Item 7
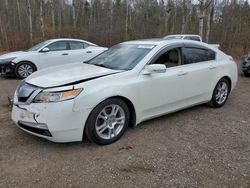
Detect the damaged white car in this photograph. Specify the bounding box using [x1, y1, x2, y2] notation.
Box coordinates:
[12, 39, 238, 145]
[0, 38, 107, 79]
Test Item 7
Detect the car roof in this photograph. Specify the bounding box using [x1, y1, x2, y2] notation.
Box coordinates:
[45, 38, 97, 46]
[122, 38, 203, 46]
[166, 34, 201, 37]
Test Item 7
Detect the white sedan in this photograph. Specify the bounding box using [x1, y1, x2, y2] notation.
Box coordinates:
[0, 38, 107, 79]
[11, 39, 238, 145]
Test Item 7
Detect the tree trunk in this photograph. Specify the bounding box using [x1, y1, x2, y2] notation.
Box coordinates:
[164, 6, 171, 33]
[4, 0, 8, 11]
[125, 0, 129, 39]
[0, 18, 9, 50]
[109, 2, 113, 45]
[16, 0, 22, 32]
[72, 0, 77, 32]
[181, 0, 186, 34]
[26, 0, 33, 45]
[199, 11, 204, 39]
[51, 2, 56, 35]
[40, 0, 45, 39]
[205, 1, 214, 43]
[171, 1, 177, 33]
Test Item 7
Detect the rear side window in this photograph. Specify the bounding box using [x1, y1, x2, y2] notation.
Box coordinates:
[69, 41, 88, 50]
[182, 47, 216, 64]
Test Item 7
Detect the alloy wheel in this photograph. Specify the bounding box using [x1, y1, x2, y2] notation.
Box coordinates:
[95, 104, 125, 140]
[18, 64, 34, 78]
[215, 82, 229, 104]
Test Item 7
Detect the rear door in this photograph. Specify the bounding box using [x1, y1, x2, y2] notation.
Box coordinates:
[179, 44, 217, 104]
[68, 41, 93, 63]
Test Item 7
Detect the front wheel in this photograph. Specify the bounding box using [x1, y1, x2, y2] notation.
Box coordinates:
[209, 78, 230, 108]
[85, 98, 130, 145]
[15, 62, 36, 79]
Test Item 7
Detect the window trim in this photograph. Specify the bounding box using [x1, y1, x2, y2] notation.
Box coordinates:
[144, 43, 216, 72]
[147, 43, 184, 66]
[181, 45, 216, 65]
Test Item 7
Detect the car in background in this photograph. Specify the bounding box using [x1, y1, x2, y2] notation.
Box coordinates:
[163, 34, 202, 42]
[12, 39, 237, 145]
[163, 34, 220, 49]
[0, 38, 107, 79]
[241, 53, 250, 77]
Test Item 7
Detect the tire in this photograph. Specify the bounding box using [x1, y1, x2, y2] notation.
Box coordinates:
[14, 62, 36, 79]
[209, 78, 230, 108]
[244, 72, 250, 77]
[85, 98, 130, 145]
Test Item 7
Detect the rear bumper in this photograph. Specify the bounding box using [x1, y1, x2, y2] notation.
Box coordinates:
[0, 62, 15, 76]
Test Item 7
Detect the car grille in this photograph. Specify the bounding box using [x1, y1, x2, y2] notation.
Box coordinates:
[18, 121, 52, 137]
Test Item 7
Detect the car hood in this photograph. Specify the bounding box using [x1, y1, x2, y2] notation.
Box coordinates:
[25, 62, 122, 88]
[0, 51, 29, 60]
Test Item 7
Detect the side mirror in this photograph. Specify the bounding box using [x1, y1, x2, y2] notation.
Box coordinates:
[142, 64, 167, 75]
[40, 47, 50, 53]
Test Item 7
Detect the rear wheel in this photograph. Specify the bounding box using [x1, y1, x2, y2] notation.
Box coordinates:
[209, 78, 230, 108]
[85, 98, 130, 145]
[15, 62, 36, 79]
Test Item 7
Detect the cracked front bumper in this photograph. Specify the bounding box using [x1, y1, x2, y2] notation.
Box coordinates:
[11, 100, 92, 143]
[0, 62, 15, 76]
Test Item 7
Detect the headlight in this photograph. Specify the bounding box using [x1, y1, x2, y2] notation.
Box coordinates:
[0, 57, 16, 63]
[34, 89, 82, 103]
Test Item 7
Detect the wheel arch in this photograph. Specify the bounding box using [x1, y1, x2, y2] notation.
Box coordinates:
[110, 96, 137, 128]
[85, 95, 137, 131]
[219, 76, 232, 92]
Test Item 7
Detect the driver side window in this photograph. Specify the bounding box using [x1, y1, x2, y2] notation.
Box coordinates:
[46, 41, 68, 51]
[153, 48, 181, 68]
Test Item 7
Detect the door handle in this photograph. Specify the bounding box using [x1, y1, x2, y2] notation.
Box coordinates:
[62, 53, 69, 56]
[208, 65, 216, 69]
[177, 71, 188, 76]
[86, 51, 92, 53]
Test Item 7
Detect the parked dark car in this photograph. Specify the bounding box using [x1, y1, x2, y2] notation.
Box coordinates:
[241, 53, 250, 77]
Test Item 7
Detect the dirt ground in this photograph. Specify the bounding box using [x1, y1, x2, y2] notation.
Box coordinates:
[0, 72, 249, 188]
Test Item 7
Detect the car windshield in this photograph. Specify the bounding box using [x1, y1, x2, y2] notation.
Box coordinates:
[27, 41, 51, 51]
[87, 44, 155, 70]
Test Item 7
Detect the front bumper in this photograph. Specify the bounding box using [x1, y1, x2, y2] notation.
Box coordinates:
[0, 62, 15, 76]
[11, 100, 92, 143]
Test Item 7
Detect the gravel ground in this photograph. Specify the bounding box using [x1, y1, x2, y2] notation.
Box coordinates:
[0, 72, 249, 188]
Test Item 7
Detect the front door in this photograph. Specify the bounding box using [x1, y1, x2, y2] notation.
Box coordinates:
[39, 41, 71, 69]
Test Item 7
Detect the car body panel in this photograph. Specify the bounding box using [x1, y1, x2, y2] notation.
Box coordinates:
[26, 62, 122, 88]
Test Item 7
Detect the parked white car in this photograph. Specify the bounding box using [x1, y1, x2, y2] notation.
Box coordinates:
[164, 34, 220, 49]
[0, 38, 107, 79]
[12, 39, 238, 145]
[164, 34, 202, 41]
